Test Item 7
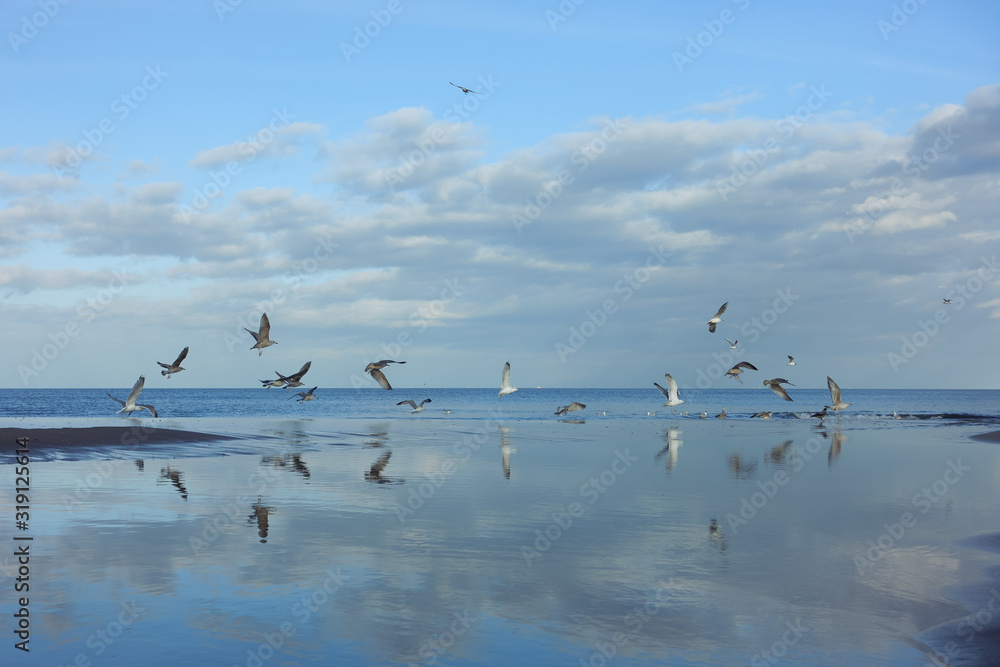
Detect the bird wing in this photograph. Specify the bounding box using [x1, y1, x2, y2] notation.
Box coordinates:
[708, 322, 718, 333]
[397, 400, 417, 409]
[156, 362, 170, 370]
[137, 403, 158, 418]
[653, 382, 669, 399]
[713, 302, 728, 318]
[827, 376, 841, 404]
[127, 376, 145, 405]
[734, 361, 758, 371]
[174, 346, 189, 365]
[769, 384, 793, 401]
[501, 362, 512, 389]
[244, 327, 260, 342]
[306, 387, 317, 396]
[370, 369, 393, 390]
[289, 361, 312, 381]
[259, 313, 271, 338]
[787, 355, 794, 363]
[106, 392, 125, 407]
[421, 398, 432, 406]
[725, 338, 735, 346]
[664, 373, 680, 400]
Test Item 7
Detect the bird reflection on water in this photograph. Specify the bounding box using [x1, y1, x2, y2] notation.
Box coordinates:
[655, 427, 683, 473]
[248, 496, 275, 543]
[158, 466, 188, 500]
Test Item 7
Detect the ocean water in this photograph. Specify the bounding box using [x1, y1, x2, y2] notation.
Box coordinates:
[1, 389, 999, 665]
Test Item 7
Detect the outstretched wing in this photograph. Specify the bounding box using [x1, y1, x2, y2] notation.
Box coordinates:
[174, 346, 189, 365]
[501, 362, 512, 389]
[289, 361, 312, 382]
[827, 376, 842, 405]
[137, 403, 158, 418]
[127, 376, 145, 405]
[664, 373, 680, 400]
[106, 392, 125, 407]
[653, 382, 669, 399]
[713, 302, 728, 319]
[733, 361, 758, 371]
[259, 313, 271, 338]
[396, 400, 417, 409]
[769, 383, 793, 402]
[370, 369, 393, 390]
[156, 362, 170, 370]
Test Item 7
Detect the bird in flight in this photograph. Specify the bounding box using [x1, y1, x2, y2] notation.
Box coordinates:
[763, 378, 795, 402]
[450, 82, 479, 95]
[725, 338, 738, 349]
[290, 386, 318, 402]
[499, 361, 518, 398]
[825, 376, 851, 413]
[787, 355, 796, 366]
[555, 402, 586, 416]
[273, 361, 313, 389]
[107, 375, 158, 418]
[157, 346, 188, 378]
[365, 360, 404, 390]
[364, 360, 406, 372]
[725, 361, 758, 383]
[246, 313, 276, 356]
[397, 398, 432, 413]
[654, 373, 685, 411]
[707, 302, 728, 333]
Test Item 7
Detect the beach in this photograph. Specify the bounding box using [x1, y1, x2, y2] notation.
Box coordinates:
[2, 413, 999, 665]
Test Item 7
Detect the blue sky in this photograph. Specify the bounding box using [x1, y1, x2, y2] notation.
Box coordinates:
[2, 0, 999, 389]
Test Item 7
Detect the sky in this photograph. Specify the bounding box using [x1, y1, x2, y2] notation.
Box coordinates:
[1, 0, 999, 390]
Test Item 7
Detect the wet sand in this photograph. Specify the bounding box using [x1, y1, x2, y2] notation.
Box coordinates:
[1, 425, 238, 448]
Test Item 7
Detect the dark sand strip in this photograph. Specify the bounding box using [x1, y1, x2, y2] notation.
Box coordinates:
[2, 426, 238, 449]
[970, 430, 1000, 443]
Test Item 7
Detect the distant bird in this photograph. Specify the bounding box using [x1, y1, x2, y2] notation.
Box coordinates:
[699, 411, 708, 419]
[290, 386, 318, 402]
[654, 373, 685, 411]
[707, 302, 728, 333]
[725, 361, 758, 383]
[397, 399, 432, 413]
[725, 338, 738, 349]
[715, 407, 727, 419]
[499, 361, 518, 398]
[810, 407, 828, 422]
[450, 82, 479, 95]
[943, 298, 951, 304]
[825, 376, 851, 413]
[364, 360, 406, 373]
[893, 411, 902, 420]
[442, 409, 452, 414]
[157, 346, 188, 378]
[555, 402, 586, 416]
[245, 313, 276, 356]
[647, 411, 657, 416]
[763, 378, 795, 402]
[107, 375, 158, 418]
[751, 411, 772, 419]
[787, 355, 796, 366]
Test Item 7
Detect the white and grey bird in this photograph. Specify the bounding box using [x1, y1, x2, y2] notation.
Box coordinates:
[699, 411, 708, 419]
[499, 361, 518, 398]
[943, 298, 952, 304]
[763, 378, 795, 402]
[365, 361, 397, 390]
[157, 346, 188, 378]
[654, 373, 685, 411]
[725, 361, 758, 383]
[450, 82, 479, 94]
[715, 407, 727, 419]
[364, 360, 406, 372]
[707, 302, 728, 333]
[555, 402, 586, 416]
[107, 375, 158, 418]
[291, 386, 318, 402]
[397, 398, 432, 413]
[825, 376, 851, 413]
[245, 312, 276, 356]
[751, 411, 773, 419]
[260, 378, 285, 388]
[725, 338, 738, 349]
[787, 355, 796, 366]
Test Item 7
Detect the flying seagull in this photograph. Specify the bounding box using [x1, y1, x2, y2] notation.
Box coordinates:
[825, 376, 851, 413]
[787, 355, 796, 366]
[364, 360, 406, 372]
[245, 313, 276, 356]
[280, 361, 312, 389]
[654, 373, 685, 411]
[450, 82, 479, 95]
[725, 361, 758, 383]
[397, 399, 432, 413]
[943, 298, 951, 304]
[763, 378, 795, 402]
[499, 361, 518, 398]
[260, 378, 285, 389]
[107, 375, 158, 418]
[157, 346, 188, 379]
[290, 386, 318, 402]
[725, 338, 738, 349]
[707, 302, 728, 333]
[555, 402, 586, 416]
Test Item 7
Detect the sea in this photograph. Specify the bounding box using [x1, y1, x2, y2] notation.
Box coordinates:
[1, 388, 999, 665]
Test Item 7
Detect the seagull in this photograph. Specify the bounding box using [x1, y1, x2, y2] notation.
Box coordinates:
[290, 386, 318, 402]
[787, 355, 796, 366]
[763, 378, 795, 402]
[107, 375, 158, 418]
[725, 338, 738, 349]
[278, 361, 312, 389]
[893, 411, 902, 420]
[499, 361, 518, 398]
[450, 82, 479, 95]
[260, 378, 285, 388]
[364, 360, 406, 372]
[157, 346, 188, 378]
[654, 373, 685, 411]
[699, 411, 708, 419]
[725, 361, 758, 383]
[825, 376, 851, 413]
[555, 402, 586, 416]
[751, 411, 773, 419]
[245, 313, 276, 356]
[397, 399, 432, 413]
[647, 411, 657, 416]
[367, 367, 394, 390]
[943, 298, 951, 304]
[715, 407, 727, 419]
[707, 302, 728, 333]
